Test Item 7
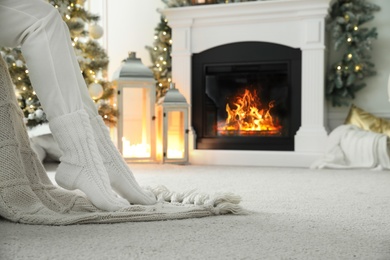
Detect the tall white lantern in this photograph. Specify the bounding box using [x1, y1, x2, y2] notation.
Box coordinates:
[113, 52, 156, 162]
[156, 83, 189, 164]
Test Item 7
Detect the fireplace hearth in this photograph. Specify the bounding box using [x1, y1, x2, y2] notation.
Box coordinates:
[162, 0, 330, 167]
[192, 42, 301, 151]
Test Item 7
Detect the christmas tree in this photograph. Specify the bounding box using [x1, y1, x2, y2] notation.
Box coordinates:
[326, 0, 380, 106]
[145, 17, 173, 99]
[0, 0, 117, 127]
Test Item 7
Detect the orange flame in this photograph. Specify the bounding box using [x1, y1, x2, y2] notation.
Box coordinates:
[218, 88, 281, 134]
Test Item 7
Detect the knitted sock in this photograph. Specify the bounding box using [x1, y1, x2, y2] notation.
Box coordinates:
[90, 115, 157, 205]
[49, 110, 130, 211]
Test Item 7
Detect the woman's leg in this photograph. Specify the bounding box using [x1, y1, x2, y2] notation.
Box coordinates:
[0, 0, 129, 211]
[61, 8, 156, 205]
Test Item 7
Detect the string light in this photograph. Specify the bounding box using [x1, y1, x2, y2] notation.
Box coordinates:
[336, 65, 342, 70]
[354, 26, 359, 31]
[354, 65, 361, 72]
[347, 53, 352, 59]
[25, 70, 29, 74]
[347, 37, 352, 42]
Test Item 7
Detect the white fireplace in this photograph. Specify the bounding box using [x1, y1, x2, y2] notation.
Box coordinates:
[161, 0, 330, 167]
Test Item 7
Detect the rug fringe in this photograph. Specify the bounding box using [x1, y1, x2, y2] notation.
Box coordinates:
[148, 186, 247, 215]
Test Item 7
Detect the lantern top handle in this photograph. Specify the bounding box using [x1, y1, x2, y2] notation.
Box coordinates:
[159, 82, 189, 105]
[112, 51, 154, 79]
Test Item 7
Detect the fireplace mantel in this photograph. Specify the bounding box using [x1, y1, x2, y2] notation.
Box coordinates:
[161, 0, 331, 167]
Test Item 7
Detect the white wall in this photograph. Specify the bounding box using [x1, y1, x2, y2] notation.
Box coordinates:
[105, 0, 165, 78]
[90, 0, 390, 131]
[88, 0, 165, 78]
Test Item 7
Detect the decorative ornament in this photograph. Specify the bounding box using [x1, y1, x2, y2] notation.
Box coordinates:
[89, 23, 104, 40]
[35, 109, 44, 119]
[28, 113, 35, 120]
[88, 82, 104, 99]
[15, 60, 24, 67]
[69, 17, 85, 34]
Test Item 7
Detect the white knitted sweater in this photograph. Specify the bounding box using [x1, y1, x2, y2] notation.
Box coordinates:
[0, 56, 244, 225]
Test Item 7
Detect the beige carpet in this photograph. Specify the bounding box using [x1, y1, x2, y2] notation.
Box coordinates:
[1, 163, 390, 260]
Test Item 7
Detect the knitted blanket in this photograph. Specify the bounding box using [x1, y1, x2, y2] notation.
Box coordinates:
[311, 124, 390, 170]
[0, 56, 245, 225]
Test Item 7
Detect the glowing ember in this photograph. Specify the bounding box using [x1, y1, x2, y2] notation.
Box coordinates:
[218, 88, 282, 135]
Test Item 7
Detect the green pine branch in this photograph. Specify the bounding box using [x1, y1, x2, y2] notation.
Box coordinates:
[326, 0, 380, 106]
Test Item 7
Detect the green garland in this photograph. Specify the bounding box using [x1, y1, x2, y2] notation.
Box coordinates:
[326, 0, 380, 107]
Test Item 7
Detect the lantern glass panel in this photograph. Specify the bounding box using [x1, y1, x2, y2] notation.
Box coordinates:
[121, 87, 152, 158]
[166, 110, 185, 159]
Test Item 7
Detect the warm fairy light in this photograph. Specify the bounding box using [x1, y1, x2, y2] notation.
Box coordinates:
[113, 103, 117, 107]
[28, 97, 32, 100]
[156, 64, 160, 67]
[354, 26, 359, 31]
[168, 78, 171, 82]
[347, 53, 353, 59]
[55, 5, 58, 8]
[159, 83, 163, 87]
[163, 31, 167, 35]
[337, 65, 342, 70]
[12, 63, 16, 67]
[66, 15, 71, 20]
[29, 105, 34, 108]
[355, 65, 361, 72]
[163, 61, 167, 65]
[347, 37, 352, 42]
[169, 39, 173, 44]
[159, 57, 164, 61]
[104, 115, 108, 119]
[163, 48, 167, 51]
[154, 35, 158, 39]
[154, 47, 157, 51]
[159, 68, 162, 71]
[72, 42, 75, 46]
[32, 91, 36, 95]
[17, 77, 21, 80]
[22, 87, 26, 91]
[25, 70, 29, 74]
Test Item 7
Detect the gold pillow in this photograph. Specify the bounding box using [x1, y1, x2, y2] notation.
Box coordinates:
[345, 104, 390, 137]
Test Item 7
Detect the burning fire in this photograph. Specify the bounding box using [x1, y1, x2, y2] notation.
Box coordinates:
[218, 88, 281, 135]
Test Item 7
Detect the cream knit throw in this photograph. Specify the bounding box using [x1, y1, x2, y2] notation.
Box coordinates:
[0, 56, 245, 225]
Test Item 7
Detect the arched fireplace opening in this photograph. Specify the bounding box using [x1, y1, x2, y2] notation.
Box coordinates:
[192, 42, 301, 151]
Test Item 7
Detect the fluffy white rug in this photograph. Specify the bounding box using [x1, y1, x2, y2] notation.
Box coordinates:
[1, 163, 389, 260]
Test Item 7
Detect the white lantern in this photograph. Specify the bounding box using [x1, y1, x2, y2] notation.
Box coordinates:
[113, 52, 156, 162]
[156, 83, 189, 164]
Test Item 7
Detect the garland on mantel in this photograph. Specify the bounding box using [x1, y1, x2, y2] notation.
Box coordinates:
[326, 0, 380, 107]
[162, 0, 257, 8]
